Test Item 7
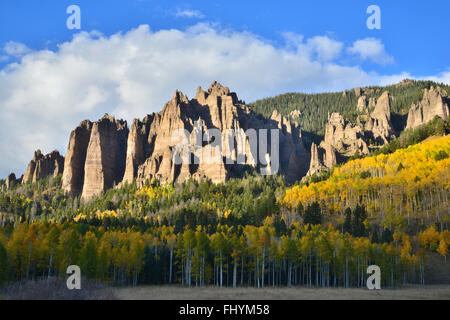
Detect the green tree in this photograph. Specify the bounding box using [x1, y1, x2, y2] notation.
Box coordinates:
[0, 242, 7, 286]
[352, 205, 367, 237]
[343, 208, 352, 234]
[303, 202, 322, 226]
[79, 232, 98, 279]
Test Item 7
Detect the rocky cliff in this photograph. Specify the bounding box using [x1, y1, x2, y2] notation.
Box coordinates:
[406, 86, 449, 129]
[61, 120, 93, 197]
[22, 150, 64, 184]
[5, 173, 19, 189]
[364, 91, 395, 144]
[306, 91, 395, 177]
[8, 81, 449, 198]
[61, 81, 309, 200]
[62, 115, 129, 201]
[125, 82, 309, 187]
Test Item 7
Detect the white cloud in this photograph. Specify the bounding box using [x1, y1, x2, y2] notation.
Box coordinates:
[0, 24, 447, 177]
[425, 70, 450, 85]
[281, 33, 342, 62]
[4, 41, 32, 58]
[175, 9, 205, 19]
[306, 36, 343, 61]
[348, 38, 394, 65]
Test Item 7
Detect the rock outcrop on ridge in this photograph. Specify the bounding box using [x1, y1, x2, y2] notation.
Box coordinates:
[124, 82, 309, 187]
[306, 91, 395, 177]
[61, 120, 93, 197]
[81, 115, 128, 200]
[363, 91, 395, 145]
[61, 81, 310, 200]
[406, 86, 449, 129]
[8, 80, 449, 199]
[62, 115, 128, 200]
[22, 150, 65, 184]
[5, 173, 18, 189]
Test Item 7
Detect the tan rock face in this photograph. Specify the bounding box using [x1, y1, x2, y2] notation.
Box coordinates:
[396, 79, 414, 88]
[6, 173, 17, 189]
[81, 115, 128, 200]
[357, 96, 376, 113]
[122, 116, 153, 184]
[62, 115, 128, 200]
[62, 120, 93, 197]
[365, 91, 394, 144]
[307, 112, 367, 176]
[306, 91, 395, 177]
[406, 86, 449, 129]
[357, 96, 367, 113]
[290, 110, 301, 119]
[22, 149, 65, 184]
[306, 143, 326, 177]
[129, 81, 309, 186]
[323, 113, 368, 156]
[59, 81, 310, 199]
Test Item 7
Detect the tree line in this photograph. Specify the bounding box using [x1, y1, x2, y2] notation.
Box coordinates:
[2, 219, 445, 288]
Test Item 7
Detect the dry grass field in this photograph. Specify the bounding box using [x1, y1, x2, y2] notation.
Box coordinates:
[2, 255, 447, 300]
[116, 254, 450, 300]
[115, 284, 450, 300]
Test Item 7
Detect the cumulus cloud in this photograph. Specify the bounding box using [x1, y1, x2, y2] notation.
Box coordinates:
[348, 38, 394, 65]
[175, 9, 205, 19]
[282, 33, 343, 62]
[306, 36, 343, 61]
[425, 70, 450, 85]
[0, 24, 447, 177]
[4, 41, 32, 58]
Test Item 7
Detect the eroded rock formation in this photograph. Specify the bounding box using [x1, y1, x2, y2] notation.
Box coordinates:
[406, 86, 449, 129]
[62, 115, 129, 200]
[364, 91, 395, 144]
[307, 112, 367, 176]
[81, 115, 128, 200]
[22, 150, 64, 184]
[5, 173, 18, 189]
[126, 82, 309, 187]
[307, 143, 326, 177]
[306, 91, 394, 176]
[60, 82, 309, 200]
[62, 120, 93, 197]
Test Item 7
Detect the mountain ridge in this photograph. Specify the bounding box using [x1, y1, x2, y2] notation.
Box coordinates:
[2, 79, 449, 200]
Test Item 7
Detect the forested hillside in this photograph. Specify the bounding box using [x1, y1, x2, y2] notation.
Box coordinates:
[0, 81, 449, 290]
[0, 135, 448, 288]
[282, 135, 450, 233]
[249, 80, 450, 136]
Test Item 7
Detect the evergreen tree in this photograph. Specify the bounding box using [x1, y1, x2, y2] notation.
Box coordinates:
[381, 228, 394, 243]
[343, 208, 352, 234]
[371, 228, 380, 244]
[0, 242, 7, 286]
[303, 202, 322, 226]
[352, 205, 367, 237]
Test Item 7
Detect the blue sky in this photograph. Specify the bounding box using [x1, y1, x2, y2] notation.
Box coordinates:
[0, 0, 449, 177]
[1, 0, 449, 75]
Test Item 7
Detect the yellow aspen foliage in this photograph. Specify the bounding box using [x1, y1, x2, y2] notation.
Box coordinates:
[419, 225, 440, 250]
[437, 239, 448, 258]
[281, 136, 450, 224]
